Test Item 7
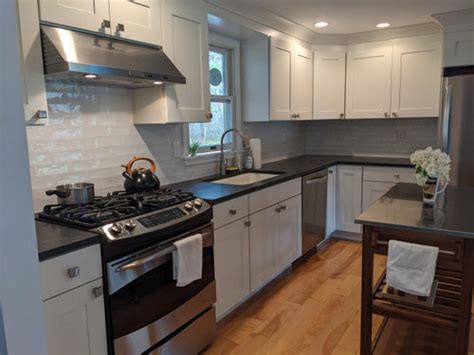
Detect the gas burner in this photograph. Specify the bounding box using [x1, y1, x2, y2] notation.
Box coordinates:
[37, 187, 195, 229]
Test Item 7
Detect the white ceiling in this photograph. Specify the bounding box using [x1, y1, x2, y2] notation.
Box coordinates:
[208, 0, 474, 35]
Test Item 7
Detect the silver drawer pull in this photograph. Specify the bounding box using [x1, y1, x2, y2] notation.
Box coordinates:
[244, 221, 251, 227]
[67, 267, 80, 279]
[92, 286, 103, 298]
[280, 205, 286, 211]
[229, 209, 237, 216]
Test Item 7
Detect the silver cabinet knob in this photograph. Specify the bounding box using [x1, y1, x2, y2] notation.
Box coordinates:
[280, 205, 287, 211]
[229, 209, 237, 216]
[67, 267, 80, 279]
[206, 113, 213, 120]
[384, 112, 389, 118]
[275, 206, 282, 213]
[116, 23, 125, 32]
[101, 19, 111, 29]
[339, 113, 344, 118]
[244, 221, 251, 227]
[92, 286, 103, 298]
[392, 112, 398, 118]
[290, 114, 296, 119]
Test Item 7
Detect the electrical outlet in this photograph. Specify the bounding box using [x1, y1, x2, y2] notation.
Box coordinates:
[173, 141, 183, 158]
[396, 130, 406, 143]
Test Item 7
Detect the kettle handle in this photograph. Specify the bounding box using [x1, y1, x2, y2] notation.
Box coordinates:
[121, 157, 157, 175]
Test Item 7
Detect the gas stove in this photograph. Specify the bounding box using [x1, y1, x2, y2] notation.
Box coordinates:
[37, 187, 212, 259]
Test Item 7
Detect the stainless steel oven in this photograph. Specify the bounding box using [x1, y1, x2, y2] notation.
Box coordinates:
[106, 223, 216, 355]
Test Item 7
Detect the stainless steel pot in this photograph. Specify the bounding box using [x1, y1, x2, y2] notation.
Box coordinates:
[45, 183, 95, 205]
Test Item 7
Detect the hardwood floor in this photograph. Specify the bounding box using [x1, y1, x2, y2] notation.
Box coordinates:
[203, 238, 474, 355]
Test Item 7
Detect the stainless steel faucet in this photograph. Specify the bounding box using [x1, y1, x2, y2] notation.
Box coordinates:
[219, 128, 249, 175]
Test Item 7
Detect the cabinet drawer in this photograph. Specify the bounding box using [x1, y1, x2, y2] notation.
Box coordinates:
[41, 244, 102, 300]
[213, 195, 249, 229]
[249, 178, 301, 214]
[363, 166, 415, 184]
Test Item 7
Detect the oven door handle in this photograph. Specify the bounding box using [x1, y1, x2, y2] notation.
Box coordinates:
[115, 245, 175, 273]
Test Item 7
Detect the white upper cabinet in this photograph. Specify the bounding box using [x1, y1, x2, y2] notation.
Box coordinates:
[161, 0, 211, 122]
[391, 36, 442, 118]
[39, 0, 111, 34]
[444, 30, 474, 67]
[109, 0, 162, 45]
[18, 0, 48, 124]
[293, 46, 313, 120]
[39, 0, 162, 45]
[270, 37, 294, 120]
[313, 50, 346, 120]
[346, 45, 393, 119]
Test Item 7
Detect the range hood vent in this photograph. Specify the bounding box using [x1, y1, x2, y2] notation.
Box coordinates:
[40, 25, 186, 89]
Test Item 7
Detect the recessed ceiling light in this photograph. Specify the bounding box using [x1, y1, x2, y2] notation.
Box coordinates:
[83, 73, 98, 79]
[314, 21, 329, 28]
[376, 22, 391, 28]
[153, 81, 163, 85]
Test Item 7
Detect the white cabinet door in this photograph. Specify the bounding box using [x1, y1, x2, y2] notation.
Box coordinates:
[391, 37, 442, 118]
[214, 219, 250, 319]
[336, 165, 363, 233]
[109, 0, 162, 45]
[293, 46, 313, 120]
[18, 0, 48, 124]
[313, 51, 346, 120]
[346, 46, 393, 119]
[249, 206, 278, 291]
[43, 279, 106, 355]
[326, 167, 337, 238]
[444, 30, 474, 68]
[275, 195, 301, 271]
[162, 0, 210, 122]
[270, 37, 293, 120]
[39, 0, 110, 34]
[362, 181, 395, 212]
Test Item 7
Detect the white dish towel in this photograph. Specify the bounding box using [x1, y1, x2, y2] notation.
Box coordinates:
[386, 240, 439, 297]
[172, 234, 203, 287]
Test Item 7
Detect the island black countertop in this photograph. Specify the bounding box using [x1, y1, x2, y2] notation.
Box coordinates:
[171, 155, 412, 205]
[36, 221, 100, 261]
[356, 183, 474, 239]
[35, 154, 412, 260]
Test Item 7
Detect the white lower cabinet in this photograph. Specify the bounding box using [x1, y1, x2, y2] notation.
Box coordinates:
[250, 195, 301, 292]
[43, 278, 107, 355]
[362, 181, 396, 211]
[336, 165, 363, 234]
[214, 218, 250, 318]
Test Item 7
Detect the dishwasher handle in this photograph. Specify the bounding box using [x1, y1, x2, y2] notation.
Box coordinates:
[305, 176, 328, 185]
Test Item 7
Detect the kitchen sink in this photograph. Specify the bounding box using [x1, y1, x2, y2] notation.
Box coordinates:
[210, 172, 281, 186]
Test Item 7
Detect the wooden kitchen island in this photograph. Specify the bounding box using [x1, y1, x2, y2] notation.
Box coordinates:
[356, 183, 474, 355]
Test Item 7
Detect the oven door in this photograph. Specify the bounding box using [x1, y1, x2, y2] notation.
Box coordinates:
[107, 224, 215, 355]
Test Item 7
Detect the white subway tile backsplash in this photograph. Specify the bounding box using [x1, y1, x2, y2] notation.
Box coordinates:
[26, 82, 437, 212]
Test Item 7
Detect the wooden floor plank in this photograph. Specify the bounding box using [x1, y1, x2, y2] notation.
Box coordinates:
[203, 238, 473, 355]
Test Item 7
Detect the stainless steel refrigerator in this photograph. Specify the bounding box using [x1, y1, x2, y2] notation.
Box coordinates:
[439, 66, 474, 188]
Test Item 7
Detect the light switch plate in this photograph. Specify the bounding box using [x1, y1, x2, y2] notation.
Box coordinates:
[396, 130, 406, 143]
[173, 141, 183, 158]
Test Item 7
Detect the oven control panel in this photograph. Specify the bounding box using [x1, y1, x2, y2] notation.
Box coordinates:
[100, 198, 209, 241]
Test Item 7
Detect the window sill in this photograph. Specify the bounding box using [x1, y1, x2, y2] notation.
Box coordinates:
[183, 150, 233, 166]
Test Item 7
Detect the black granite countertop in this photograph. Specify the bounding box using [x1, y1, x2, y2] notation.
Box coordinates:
[356, 183, 474, 238]
[36, 154, 412, 260]
[36, 221, 100, 261]
[171, 155, 412, 205]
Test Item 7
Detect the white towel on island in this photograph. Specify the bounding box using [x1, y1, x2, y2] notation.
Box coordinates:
[172, 234, 203, 287]
[386, 240, 439, 297]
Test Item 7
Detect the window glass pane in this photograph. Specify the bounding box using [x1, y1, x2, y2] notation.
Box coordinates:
[209, 50, 226, 96]
[189, 101, 232, 149]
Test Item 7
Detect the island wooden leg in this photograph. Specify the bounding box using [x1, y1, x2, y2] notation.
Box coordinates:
[361, 226, 374, 355]
[456, 239, 474, 354]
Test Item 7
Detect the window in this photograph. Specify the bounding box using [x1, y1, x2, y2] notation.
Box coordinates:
[188, 46, 234, 155]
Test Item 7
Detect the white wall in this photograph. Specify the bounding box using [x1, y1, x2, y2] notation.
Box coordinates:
[0, 0, 47, 354]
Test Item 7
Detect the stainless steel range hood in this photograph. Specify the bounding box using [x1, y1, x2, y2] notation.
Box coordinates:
[40, 25, 186, 89]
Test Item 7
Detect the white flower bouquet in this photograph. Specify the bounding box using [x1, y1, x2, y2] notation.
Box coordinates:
[410, 147, 451, 187]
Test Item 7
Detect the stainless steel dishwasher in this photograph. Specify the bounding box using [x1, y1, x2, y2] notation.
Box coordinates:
[302, 170, 328, 255]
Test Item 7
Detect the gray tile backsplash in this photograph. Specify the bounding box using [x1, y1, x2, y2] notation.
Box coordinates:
[26, 83, 437, 211]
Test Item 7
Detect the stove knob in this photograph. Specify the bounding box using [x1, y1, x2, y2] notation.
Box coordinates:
[193, 199, 203, 209]
[110, 223, 123, 235]
[184, 202, 194, 211]
[125, 220, 136, 231]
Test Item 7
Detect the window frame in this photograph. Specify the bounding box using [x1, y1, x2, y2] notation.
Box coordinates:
[184, 33, 241, 162]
